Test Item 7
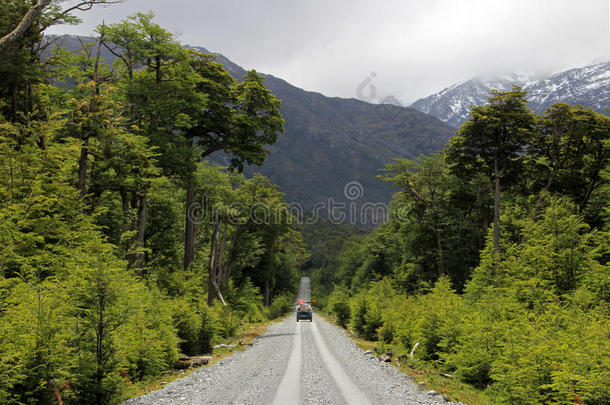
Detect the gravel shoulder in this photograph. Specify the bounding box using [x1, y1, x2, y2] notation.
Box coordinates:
[123, 317, 294, 405]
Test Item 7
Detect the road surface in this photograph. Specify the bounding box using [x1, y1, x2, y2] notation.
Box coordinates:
[124, 277, 451, 404]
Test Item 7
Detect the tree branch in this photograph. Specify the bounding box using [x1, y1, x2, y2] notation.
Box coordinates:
[0, 0, 53, 52]
[41, 1, 122, 31]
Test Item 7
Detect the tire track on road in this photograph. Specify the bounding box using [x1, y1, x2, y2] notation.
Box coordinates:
[272, 321, 302, 404]
[310, 310, 372, 405]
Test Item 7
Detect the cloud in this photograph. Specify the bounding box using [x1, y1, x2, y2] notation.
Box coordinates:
[48, 0, 609, 104]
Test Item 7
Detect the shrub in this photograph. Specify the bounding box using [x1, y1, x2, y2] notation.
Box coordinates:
[378, 322, 395, 344]
[328, 286, 351, 328]
[351, 295, 368, 335]
[363, 307, 383, 341]
[332, 300, 351, 328]
[198, 305, 214, 354]
[268, 293, 293, 319]
[173, 299, 203, 356]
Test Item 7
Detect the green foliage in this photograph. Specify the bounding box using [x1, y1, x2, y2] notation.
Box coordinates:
[198, 305, 214, 355]
[351, 294, 368, 336]
[267, 293, 293, 319]
[0, 11, 298, 404]
[377, 322, 395, 344]
[328, 285, 351, 328]
[322, 89, 609, 403]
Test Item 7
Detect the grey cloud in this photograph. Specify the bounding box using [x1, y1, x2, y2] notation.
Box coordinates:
[48, 0, 609, 104]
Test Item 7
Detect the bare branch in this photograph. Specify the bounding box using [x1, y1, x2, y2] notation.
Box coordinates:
[41, 1, 122, 31]
[1, 0, 121, 52]
[0, 0, 53, 52]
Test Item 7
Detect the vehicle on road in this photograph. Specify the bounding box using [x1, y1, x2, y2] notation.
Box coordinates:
[296, 300, 313, 322]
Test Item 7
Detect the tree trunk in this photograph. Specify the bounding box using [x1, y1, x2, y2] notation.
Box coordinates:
[155, 56, 161, 84]
[207, 273, 216, 306]
[580, 179, 597, 214]
[434, 228, 444, 277]
[264, 279, 271, 307]
[533, 165, 559, 220]
[184, 179, 196, 271]
[77, 33, 103, 203]
[10, 86, 17, 122]
[120, 189, 130, 230]
[26, 78, 33, 114]
[493, 157, 501, 255]
[207, 220, 220, 305]
[207, 220, 231, 306]
[78, 140, 89, 200]
[135, 192, 147, 269]
[0, 0, 53, 52]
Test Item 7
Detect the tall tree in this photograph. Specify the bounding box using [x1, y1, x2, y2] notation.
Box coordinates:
[530, 103, 609, 223]
[183, 64, 284, 271]
[102, 14, 189, 268]
[103, 14, 285, 273]
[447, 87, 535, 255]
[382, 154, 452, 277]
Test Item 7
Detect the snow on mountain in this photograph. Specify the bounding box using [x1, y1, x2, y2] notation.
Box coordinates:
[411, 62, 610, 127]
[410, 73, 534, 127]
[525, 61, 610, 114]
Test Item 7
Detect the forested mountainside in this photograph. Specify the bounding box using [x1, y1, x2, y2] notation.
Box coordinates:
[49, 35, 456, 213]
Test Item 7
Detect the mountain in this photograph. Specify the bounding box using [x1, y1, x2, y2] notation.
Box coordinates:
[525, 62, 610, 113]
[201, 46, 453, 211]
[410, 62, 610, 128]
[47, 35, 456, 220]
[410, 73, 535, 128]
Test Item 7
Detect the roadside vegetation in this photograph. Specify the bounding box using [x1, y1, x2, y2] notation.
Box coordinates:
[324, 90, 609, 404]
[0, 5, 304, 404]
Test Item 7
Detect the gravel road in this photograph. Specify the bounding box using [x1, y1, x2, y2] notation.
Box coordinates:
[124, 277, 453, 405]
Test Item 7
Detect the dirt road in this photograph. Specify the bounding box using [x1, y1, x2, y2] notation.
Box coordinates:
[124, 277, 450, 404]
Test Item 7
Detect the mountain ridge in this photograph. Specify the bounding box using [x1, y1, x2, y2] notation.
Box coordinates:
[47, 35, 456, 219]
[410, 61, 610, 127]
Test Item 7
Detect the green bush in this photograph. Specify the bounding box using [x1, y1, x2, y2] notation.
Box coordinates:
[198, 305, 214, 354]
[351, 295, 368, 335]
[363, 308, 383, 341]
[226, 279, 266, 323]
[414, 277, 463, 361]
[268, 293, 293, 319]
[173, 299, 204, 356]
[378, 322, 395, 344]
[332, 300, 351, 328]
[328, 286, 351, 328]
[118, 286, 179, 381]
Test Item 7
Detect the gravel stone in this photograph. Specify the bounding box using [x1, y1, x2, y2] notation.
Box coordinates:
[123, 277, 455, 405]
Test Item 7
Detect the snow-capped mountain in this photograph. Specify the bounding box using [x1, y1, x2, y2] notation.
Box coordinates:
[410, 62, 610, 127]
[410, 73, 536, 127]
[525, 62, 610, 114]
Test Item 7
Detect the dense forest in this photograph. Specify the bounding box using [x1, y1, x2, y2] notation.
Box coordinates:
[323, 89, 610, 403]
[0, 3, 306, 404]
[2, 2, 609, 405]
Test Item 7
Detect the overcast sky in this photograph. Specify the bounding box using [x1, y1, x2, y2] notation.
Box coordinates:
[48, 0, 610, 105]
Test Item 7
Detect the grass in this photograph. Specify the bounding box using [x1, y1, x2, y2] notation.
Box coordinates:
[123, 316, 284, 399]
[318, 312, 500, 405]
